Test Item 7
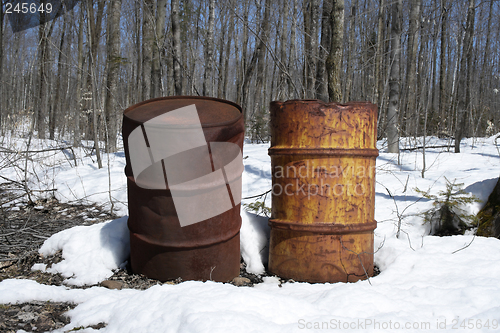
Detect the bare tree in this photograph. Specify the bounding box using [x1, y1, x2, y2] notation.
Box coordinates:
[104, 0, 123, 153]
[454, 0, 475, 153]
[85, 0, 104, 168]
[50, 12, 69, 140]
[73, 5, 85, 147]
[387, 0, 402, 154]
[241, 0, 270, 120]
[203, 0, 215, 97]
[344, 0, 357, 102]
[438, 0, 449, 134]
[374, 0, 385, 105]
[303, 0, 319, 99]
[171, 0, 182, 96]
[34, 18, 54, 139]
[315, 0, 332, 102]
[0, 2, 4, 131]
[152, 0, 167, 98]
[288, 0, 298, 99]
[277, 0, 290, 100]
[142, 0, 154, 101]
[404, 0, 422, 135]
[326, 0, 344, 102]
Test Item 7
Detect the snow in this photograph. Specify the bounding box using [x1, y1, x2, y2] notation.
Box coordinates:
[1, 134, 500, 332]
[33, 217, 130, 286]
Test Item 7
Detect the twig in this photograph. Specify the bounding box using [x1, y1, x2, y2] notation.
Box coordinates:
[339, 236, 386, 286]
[0, 146, 74, 154]
[451, 235, 476, 254]
[242, 189, 271, 200]
[401, 145, 451, 151]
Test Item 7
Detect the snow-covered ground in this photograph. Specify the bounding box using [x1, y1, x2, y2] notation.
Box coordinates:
[1, 134, 500, 332]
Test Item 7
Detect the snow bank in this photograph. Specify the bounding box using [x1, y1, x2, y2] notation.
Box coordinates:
[34, 217, 130, 286]
[2, 234, 500, 332]
[1, 136, 500, 332]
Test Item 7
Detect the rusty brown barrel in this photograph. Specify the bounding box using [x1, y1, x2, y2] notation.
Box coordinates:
[268, 100, 378, 283]
[123, 96, 244, 282]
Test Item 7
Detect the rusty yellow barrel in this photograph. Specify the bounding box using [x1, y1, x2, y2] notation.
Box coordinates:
[268, 100, 378, 283]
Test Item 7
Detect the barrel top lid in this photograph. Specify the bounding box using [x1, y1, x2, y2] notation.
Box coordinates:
[271, 99, 376, 107]
[124, 96, 242, 127]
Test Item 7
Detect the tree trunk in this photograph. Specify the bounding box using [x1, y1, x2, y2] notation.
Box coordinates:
[241, 0, 269, 121]
[278, 0, 290, 101]
[83, 0, 105, 141]
[0, 3, 3, 131]
[50, 13, 69, 140]
[315, 0, 332, 102]
[134, 0, 142, 102]
[404, 0, 422, 136]
[152, 0, 167, 98]
[387, 0, 401, 154]
[454, 0, 475, 153]
[254, 0, 270, 119]
[326, 0, 344, 102]
[104, 0, 123, 153]
[203, 0, 215, 97]
[222, 10, 234, 99]
[73, 5, 84, 147]
[172, 0, 182, 95]
[142, 0, 154, 101]
[344, 0, 356, 102]
[374, 0, 385, 106]
[236, 1, 249, 106]
[289, 0, 298, 98]
[35, 19, 54, 139]
[478, 0, 494, 122]
[85, 0, 103, 168]
[216, 14, 227, 99]
[438, 0, 448, 134]
[303, 0, 319, 99]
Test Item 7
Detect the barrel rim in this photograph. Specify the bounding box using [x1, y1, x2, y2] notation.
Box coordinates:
[130, 225, 241, 249]
[270, 99, 377, 108]
[268, 147, 379, 157]
[123, 96, 243, 128]
[268, 219, 377, 234]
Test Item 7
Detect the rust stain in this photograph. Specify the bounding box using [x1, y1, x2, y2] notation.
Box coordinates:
[268, 100, 378, 283]
[123, 96, 244, 282]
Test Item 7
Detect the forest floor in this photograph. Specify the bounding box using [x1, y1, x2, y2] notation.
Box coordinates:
[0, 184, 264, 333]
